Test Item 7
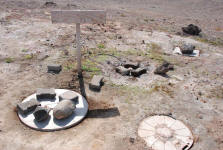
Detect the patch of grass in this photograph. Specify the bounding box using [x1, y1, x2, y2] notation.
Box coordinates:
[147, 42, 161, 51]
[207, 86, 223, 99]
[95, 55, 109, 63]
[148, 83, 174, 98]
[5, 57, 14, 63]
[109, 83, 149, 98]
[24, 54, 33, 60]
[195, 37, 223, 47]
[21, 49, 29, 52]
[146, 42, 165, 63]
[97, 43, 105, 49]
[144, 19, 149, 23]
[82, 59, 101, 75]
[63, 62, 76, 71]
[120, 13, 126, 17]
[123, 49, 145, 56]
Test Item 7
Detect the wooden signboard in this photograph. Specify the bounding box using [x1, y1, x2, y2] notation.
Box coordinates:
[51, 10, 106, 24]
[51, 10, 106, 75]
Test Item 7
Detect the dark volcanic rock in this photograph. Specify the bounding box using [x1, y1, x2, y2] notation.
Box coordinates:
[17, 99, 40, 115]
[53, 100, 75, 120]
[59, 91, 79, 103]
[116, 66, 131, 76]
[180, 43, 195, 54]
[154, 61, 174, 75]
[182, 24, 201, 35]
[36, 88, 56, 100]
[131, 68, 147, 77]
[154, 65, 169, 75]
[33, 106, 50, 122]
[123, 62, 140, 69]
[47, 64, 62, 74]
[43, 2, 57, 7]
[89, 75, 104, 91]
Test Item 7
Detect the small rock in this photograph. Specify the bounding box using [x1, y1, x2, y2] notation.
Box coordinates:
[37, 54, 49, 60]
[17, 99, 40, 115]
[123, 62, 140, 69]
[59, 91, 79, 103]
[180, 43, 195, 54]
[53, 100, 75, 120]
[47, 64, 62, 74]
[168, 64, 174, 70]
[33, 106, 50, 122]
[36, 88, 56, 100]
[116, 34, 122, 39]
[43, 2, 57, 7]
[173, 47, 182, 55]
[89, 75, 104, 91]
[182, 24, 201, 35]
[162, 61, 174, 70]
[154, 65, 169, 75]
[131, 68, 147, 77]
[116, 66, 131, 76]
[154, 61, 174, 75]
[129, 137, 135, 143]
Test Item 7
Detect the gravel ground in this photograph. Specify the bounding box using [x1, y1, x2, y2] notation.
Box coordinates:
[0, 1, 223, 150]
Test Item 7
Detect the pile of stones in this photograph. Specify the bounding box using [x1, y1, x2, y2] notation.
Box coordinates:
[115, 62, 147, 77]
[17, 88, 78, 122]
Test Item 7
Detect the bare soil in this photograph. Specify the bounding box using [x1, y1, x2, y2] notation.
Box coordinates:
[0, 1, 223, 150]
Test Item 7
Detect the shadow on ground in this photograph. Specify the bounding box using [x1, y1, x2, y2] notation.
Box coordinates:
[87, 107, 120, 118]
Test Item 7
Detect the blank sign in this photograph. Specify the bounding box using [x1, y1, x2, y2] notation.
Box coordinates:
[51, 10, 106, 24]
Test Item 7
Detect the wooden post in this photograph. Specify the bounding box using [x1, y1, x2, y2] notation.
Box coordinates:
[76, 23, 81, 75]
[51, 10, 106, 97]
[51, 10, 106, 74]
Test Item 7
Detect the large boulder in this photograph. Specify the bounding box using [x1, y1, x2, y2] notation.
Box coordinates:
[17, 98, 40, 115]
[59, 91, 79, 103]
[36, 88, 56, 100]
[33, 106, 50, 122]
[182, 24, 201, 35]
[53, 100, 76, 120]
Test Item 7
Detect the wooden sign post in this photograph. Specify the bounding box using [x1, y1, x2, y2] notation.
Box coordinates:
[51, 10, 106, 75]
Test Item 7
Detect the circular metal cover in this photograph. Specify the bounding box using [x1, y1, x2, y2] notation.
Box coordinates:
[17, 89, 88, 131]
[138, 115, 193, 150]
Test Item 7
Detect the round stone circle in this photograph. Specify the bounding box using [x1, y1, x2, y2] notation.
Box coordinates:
[138, 115, 194, 150]
[17, 89, 88, 131]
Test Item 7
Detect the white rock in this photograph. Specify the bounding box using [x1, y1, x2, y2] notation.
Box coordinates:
[173, 47, 182, 55]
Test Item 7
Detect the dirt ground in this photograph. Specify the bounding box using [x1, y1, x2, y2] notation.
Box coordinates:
[0, 0, 223, 150]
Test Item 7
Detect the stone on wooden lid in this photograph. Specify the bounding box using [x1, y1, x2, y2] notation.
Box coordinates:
[17, 98, 40, 115]
[36, 88, 56, 100]
[59, 91, 79, 103]
[53, 100, 76, 120]
[33, 106, 50, 122]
